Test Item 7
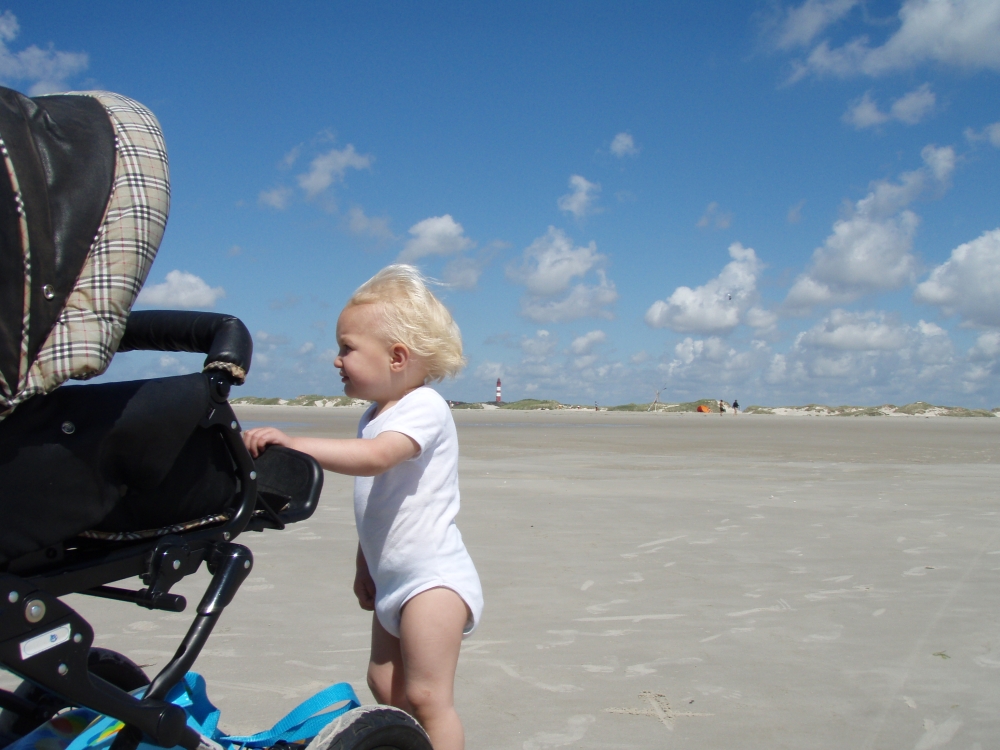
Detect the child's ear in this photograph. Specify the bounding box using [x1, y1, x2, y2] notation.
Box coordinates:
[389, 343, 410, 371]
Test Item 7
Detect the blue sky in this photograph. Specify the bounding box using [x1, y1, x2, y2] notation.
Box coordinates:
[4, 1, 1000, 406]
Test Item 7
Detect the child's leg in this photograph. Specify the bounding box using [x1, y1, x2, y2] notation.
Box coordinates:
[398, 587, 469, 750]
[366, 614, 411, 711]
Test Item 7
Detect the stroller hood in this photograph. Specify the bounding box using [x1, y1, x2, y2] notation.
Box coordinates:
[0, 88, 169, 420]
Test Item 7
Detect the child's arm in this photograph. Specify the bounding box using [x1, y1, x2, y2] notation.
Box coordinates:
[242, 427, 419, 476]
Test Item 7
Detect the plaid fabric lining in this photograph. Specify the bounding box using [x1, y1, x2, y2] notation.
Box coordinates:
[77, 507, 278, 541]
[78, 512, 231, 541]
[0, 92, 169, 419]
[0, 135, 34, 411]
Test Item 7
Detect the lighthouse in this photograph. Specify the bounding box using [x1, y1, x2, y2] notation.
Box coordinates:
[496, 378, 502, 404]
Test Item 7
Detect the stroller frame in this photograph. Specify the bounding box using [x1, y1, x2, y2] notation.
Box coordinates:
[0, 313, 326, 750]
[0, 84, 430, 750]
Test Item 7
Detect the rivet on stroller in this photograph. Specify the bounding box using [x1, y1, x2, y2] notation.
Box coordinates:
[0, 87, 429, 750]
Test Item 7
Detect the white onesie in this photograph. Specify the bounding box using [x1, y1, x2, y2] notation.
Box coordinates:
[354, 386, 483, 638]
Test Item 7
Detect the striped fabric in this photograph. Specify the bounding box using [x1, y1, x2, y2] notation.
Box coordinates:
[0, 92, 169, 419]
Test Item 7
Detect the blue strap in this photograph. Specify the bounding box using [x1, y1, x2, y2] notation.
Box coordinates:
[219, 682, 360, 747]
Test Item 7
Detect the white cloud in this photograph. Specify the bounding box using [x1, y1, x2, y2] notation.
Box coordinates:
[659, 337, 771, 394]
[0, 11, 17, 41]
[0, 11, 88, 95]
[280, 144, 302, 169]
[521, 330, 556, 358]
[765, 353, 789, 384]
[969, 331, 1000, 359]
[521, 272, 618, 323]
[508, 227, 604, 296]
[788, 0, 1000, 81]
[914, 227, 1000, 327]
[297, 144, 371, 198]
[475, 361, 505, 381]
[787, 199, 806, 223]
[507, 226, 617, 323]
[254, 330, 288, 346]
[471, 327, 631, 403]
[346, 206, 395, 241]
[784, 144, 954, 311]
[137, 270, 226, 309]
[775, 309, 958, 391]
[746, 306, 780, 331]
[158, 355, 185, 374]
[890, 83, 936, 123]
[610, 132, 639, 157]
[558, 175, 601, 218]
[269, 294, 300, 311]
[785, 210, 920, 308]
[651, 310, 967, 403]
[964, 121, 1000, 147]
[773, 0, 860, 49]
[842, 84, 935, 129]
[697, 201, 734, 230]
[645, 242, 763, 334]
[570, 330, 606, 355]
[842, 91, 890, 128]
[986, 122, 1000, 146]
[398, 214, 474, 262]
[443, 255, 489, 290]
[920, 143, 955, 182]
[298, 342, 315, 356]
[258, 186, 292, 210]
[796, 309, 909, 351]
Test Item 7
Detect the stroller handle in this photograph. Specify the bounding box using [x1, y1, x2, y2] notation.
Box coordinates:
[119, 311, 253, 385]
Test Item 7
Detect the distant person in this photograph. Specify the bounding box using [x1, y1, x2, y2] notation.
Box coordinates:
[243, 265, 481, 750]
[732, 399, 739, 415]
[719, 399, 726, 415]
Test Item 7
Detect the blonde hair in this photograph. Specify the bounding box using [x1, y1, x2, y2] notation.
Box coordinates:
[347, 265, 466, 382]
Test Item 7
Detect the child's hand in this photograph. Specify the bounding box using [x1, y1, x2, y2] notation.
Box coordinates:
[354, 567, 376, 611]
[242, 427, 293, 458]
[354, 544, 376, 611]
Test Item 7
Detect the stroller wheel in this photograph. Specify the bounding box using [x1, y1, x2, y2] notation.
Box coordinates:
[306, 706, 432, 750]
[0, 648, 150, 740]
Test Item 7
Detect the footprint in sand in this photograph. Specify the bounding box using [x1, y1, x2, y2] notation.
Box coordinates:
[913, 716, 962, 750]
[618, 573, 644, 584]
[125, 621, 158, 633]
[522, 715, 595, 750]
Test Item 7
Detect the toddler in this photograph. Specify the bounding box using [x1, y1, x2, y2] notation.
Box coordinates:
[243, 265, 483, 750]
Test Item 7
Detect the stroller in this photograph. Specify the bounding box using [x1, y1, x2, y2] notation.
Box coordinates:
[0, 87, 429, 750]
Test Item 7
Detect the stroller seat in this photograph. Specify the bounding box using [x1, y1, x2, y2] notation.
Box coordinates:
[0, 86, 329, 750]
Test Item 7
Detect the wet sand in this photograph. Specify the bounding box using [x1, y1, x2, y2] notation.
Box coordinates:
[59, 408, 1000, 748]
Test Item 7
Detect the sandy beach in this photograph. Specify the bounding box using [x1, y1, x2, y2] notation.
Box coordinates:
[50, 407, 1000, 749]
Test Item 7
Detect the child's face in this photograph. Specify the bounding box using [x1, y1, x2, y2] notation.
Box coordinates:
[333, 303, 398, 403]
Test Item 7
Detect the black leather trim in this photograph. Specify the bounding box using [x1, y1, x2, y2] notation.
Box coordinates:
[120, 311, 253, 377]
[0, 87, 116, 378]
